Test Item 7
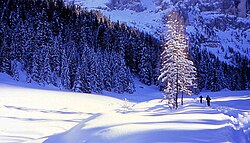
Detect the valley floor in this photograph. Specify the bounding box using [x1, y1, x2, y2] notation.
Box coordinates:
[0, 74, 250, 143]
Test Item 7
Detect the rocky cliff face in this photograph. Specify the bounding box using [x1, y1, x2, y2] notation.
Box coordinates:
[177, 0, 250, 64]
[106, 0, 146, 12]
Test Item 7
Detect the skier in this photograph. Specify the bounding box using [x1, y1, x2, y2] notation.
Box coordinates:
[206, 95, 211, 106]
[199, 95, 203, 103]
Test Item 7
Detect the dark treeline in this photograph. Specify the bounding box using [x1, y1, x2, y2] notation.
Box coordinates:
[0, 0, 161, 93]
[189, 36, 250, 92]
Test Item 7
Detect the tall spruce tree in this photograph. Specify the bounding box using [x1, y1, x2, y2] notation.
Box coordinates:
[159, 10, 197, 109]
[61, 48, 70, 89]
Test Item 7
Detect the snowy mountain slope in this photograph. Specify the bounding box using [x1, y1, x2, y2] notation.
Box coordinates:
[65, 0, 172, 36]
[65, 0, 109, 8]
[0, 73, 250, 143]
[187, 10, 250, 64]
[66, 0, 250, 64]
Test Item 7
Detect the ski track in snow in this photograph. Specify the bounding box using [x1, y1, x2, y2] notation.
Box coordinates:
[212, 104, 250, 142]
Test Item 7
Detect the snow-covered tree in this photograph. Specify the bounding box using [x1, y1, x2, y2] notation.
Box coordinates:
[102, 49, 112, 91]
[138, 40, 153, 86]
[11, 59, 19, 81]
[80, 48, 92, 93]
[42, 47, 52, 85]
[88, 50, 102, 93]
[73, 63, 83, 92]
[61, 48, 70, 89]
[31, 51, 41, 83]
[50, 34, 62, 86]
[159, 10, 197, 109]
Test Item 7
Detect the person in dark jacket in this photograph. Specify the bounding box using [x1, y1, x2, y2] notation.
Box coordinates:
[206, 95, 211, 106]
[199, 95, 203, 103]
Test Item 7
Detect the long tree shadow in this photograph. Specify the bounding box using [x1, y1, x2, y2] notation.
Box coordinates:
[0, 135, 34, 143]
[43, 113, 102, 143]
[0, 116, 83, 123]
[4, 105, 84, 115]
[0, 105, 97, 143]
[42, 118, 246, 143]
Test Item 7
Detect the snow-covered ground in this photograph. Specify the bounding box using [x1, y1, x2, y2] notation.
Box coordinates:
[0, 73, 250, 143]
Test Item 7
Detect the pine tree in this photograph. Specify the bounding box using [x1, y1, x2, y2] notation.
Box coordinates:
[94, 48, 104, 92]
[61, 48, 70, 89]
[81, 48, 92, 93]
[11, 59, 19, 81]
[42, 47, 52, 85]
[124, 68, 135, 94]
[50, 34, 62, 86]
[102, 49, 112, 91]
[111, 50, 124, 93]
[78, 28, 92, 93]
[138, 39, 153, 85]
[158, 10, 197, 109]
[66, 39, 78, 89]
[1, 38, 11, 74]
[73, 63, 83, 92]
[31, 51, 41, 83]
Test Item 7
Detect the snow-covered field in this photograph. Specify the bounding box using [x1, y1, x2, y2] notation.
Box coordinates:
[0, 73, 250, 143]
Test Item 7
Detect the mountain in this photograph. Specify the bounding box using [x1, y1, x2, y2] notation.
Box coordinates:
[65, 0, 250, 91]
[66, 0, 250, 62]
[65, 0, 170, 36]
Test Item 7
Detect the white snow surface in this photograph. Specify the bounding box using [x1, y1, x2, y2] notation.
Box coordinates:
[65, 0, 109, 9]
[0, 73, 250, 143]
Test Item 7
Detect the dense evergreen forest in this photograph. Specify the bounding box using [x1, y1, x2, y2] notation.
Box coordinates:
[189, 37, 250, 91]
[0, 0, 161, 93]
[0, 0, 249, 94]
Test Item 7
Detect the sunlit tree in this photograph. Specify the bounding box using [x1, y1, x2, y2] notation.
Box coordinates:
[159, 10, 197, 109]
